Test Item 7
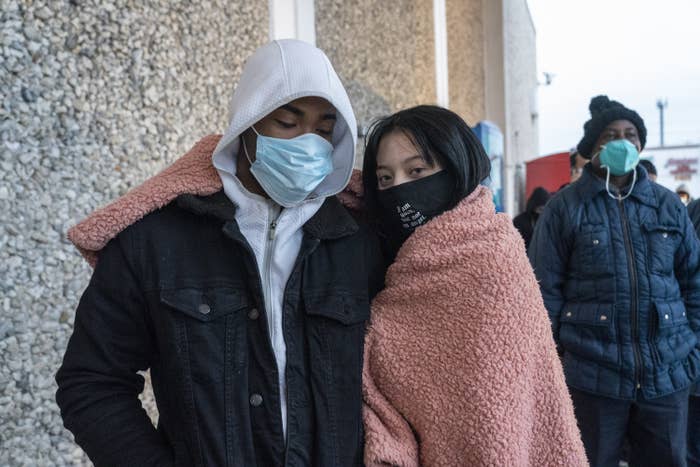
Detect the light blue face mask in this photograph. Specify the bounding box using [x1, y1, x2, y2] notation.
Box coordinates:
[243, 126, 334, 208]
[594, 139, 640, 200]
[599, 139, 640, 176]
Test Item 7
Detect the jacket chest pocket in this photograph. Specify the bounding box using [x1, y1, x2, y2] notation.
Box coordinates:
[643, 223, 682, 275]
[572, 226, 613, 276]
[160, 287, 251, 383]
[304, 291, 370, 379]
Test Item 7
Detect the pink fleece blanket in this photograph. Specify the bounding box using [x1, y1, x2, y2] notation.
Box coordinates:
[363, 186, 587, 466]
[67, 135, 223, 266]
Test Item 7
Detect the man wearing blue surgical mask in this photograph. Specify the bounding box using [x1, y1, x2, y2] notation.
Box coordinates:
[529, 95, 700, 467]
[56, 40, 385, 467]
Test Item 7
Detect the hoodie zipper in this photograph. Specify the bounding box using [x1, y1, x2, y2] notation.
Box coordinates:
[261, 203, 284, 435]
[618, 196, 642, 394]
[262, 204, 278, 342]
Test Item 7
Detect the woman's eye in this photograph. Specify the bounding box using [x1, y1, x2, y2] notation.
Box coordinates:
[275, 120, 295, 128]
[409, 167, 425, 176]
[377, 174, 391, 184]
[316, 128, 333, 136]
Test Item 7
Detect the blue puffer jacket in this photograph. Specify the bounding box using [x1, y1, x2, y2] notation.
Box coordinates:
[529, 164, 700, 400]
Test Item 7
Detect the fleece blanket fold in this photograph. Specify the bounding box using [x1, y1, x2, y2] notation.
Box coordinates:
[363, 186, 587, 467]
[67, 135, 223, 267]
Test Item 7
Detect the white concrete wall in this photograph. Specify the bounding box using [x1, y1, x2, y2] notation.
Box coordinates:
[503, 0, 539, 214]
[483, 0, 538, 214]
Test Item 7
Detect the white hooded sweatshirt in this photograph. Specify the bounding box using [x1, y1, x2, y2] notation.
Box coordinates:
[211, 40, 357, 437]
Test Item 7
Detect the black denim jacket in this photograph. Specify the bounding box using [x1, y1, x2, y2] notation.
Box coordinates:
[56, 191, 385, 466]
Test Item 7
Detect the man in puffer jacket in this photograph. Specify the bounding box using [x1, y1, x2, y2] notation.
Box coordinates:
[529, 95, 700, 467]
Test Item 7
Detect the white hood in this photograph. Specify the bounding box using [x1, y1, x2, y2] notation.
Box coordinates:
[212, 39, 357, 200]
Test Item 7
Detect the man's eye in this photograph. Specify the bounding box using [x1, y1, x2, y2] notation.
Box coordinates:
[317, 128, 333, 136]
[275, 120, 295, 128]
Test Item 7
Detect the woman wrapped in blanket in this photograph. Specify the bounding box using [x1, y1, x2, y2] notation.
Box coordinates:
[359, 105, 588, 467]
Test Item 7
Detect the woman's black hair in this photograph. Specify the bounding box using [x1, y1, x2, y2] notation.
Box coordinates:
[362, 105, 491, 219]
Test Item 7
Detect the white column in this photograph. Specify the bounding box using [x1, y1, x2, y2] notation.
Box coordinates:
[433, 0, 449, 108]
[269, 0, 316, 46]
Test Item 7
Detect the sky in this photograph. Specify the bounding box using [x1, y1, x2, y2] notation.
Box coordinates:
[526, 0, 700, 156]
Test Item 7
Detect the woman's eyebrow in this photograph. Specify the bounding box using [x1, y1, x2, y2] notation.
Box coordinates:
[401, 155, 425, 165]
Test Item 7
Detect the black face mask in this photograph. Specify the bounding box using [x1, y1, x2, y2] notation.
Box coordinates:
[376, 170, 454, 259]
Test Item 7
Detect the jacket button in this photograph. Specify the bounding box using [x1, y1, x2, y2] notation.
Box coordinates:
[198, 304, 211, 315]
[600, 315, 607, 321]
[593, 239, 600, 245]
[662, 232, 669, 238]
[565, 312, 572, 317]
[248, 308, 260, 320]
[249, 394, 263, 407]
[664, 314, 670, 320]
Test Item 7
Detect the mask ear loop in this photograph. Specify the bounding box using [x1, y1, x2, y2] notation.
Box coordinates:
[242, 126, 260, 166]
[594, 152, 637, 201]
[614, 168, 636, 201]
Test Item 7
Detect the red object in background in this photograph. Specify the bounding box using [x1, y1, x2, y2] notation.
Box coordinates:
[525, 152, 571, 200]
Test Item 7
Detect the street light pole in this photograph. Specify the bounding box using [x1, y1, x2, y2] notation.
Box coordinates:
[656, 98, 668, 147]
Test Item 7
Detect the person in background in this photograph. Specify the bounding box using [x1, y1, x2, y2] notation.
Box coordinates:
[638, 159, 657, 182]
[558, 150, 588, 191]
[689, 199, 700, 233]
[359, 105, 587, 466]
[570, 150, 588, 183]
[529, 95, 700, 467]
[513, 187, 550, 250]
[689, 198, 700, 467]
[677, 183, 693, 206]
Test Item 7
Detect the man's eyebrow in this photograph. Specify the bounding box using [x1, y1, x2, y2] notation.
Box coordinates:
[280, 104, 336, 121]
[280, 104, 303, 116]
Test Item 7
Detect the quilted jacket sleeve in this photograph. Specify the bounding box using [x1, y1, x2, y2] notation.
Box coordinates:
[675, 206, 700, 342]
[528, 199, 573, 346]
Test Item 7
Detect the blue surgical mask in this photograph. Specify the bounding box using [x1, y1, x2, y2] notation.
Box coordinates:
[243, 126, 334, 208]
[594, 139, 640, 200]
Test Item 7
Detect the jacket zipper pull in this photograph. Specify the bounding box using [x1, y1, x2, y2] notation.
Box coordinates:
[269, 221, 277, 241]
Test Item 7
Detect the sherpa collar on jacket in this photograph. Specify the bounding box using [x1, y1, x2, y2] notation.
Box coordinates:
[67, 134, 357, 267]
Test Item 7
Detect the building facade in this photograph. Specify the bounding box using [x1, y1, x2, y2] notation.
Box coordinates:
[643, 144, 700, 199]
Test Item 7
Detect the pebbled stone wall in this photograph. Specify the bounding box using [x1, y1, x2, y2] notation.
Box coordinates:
[0, 1, 267, 464]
